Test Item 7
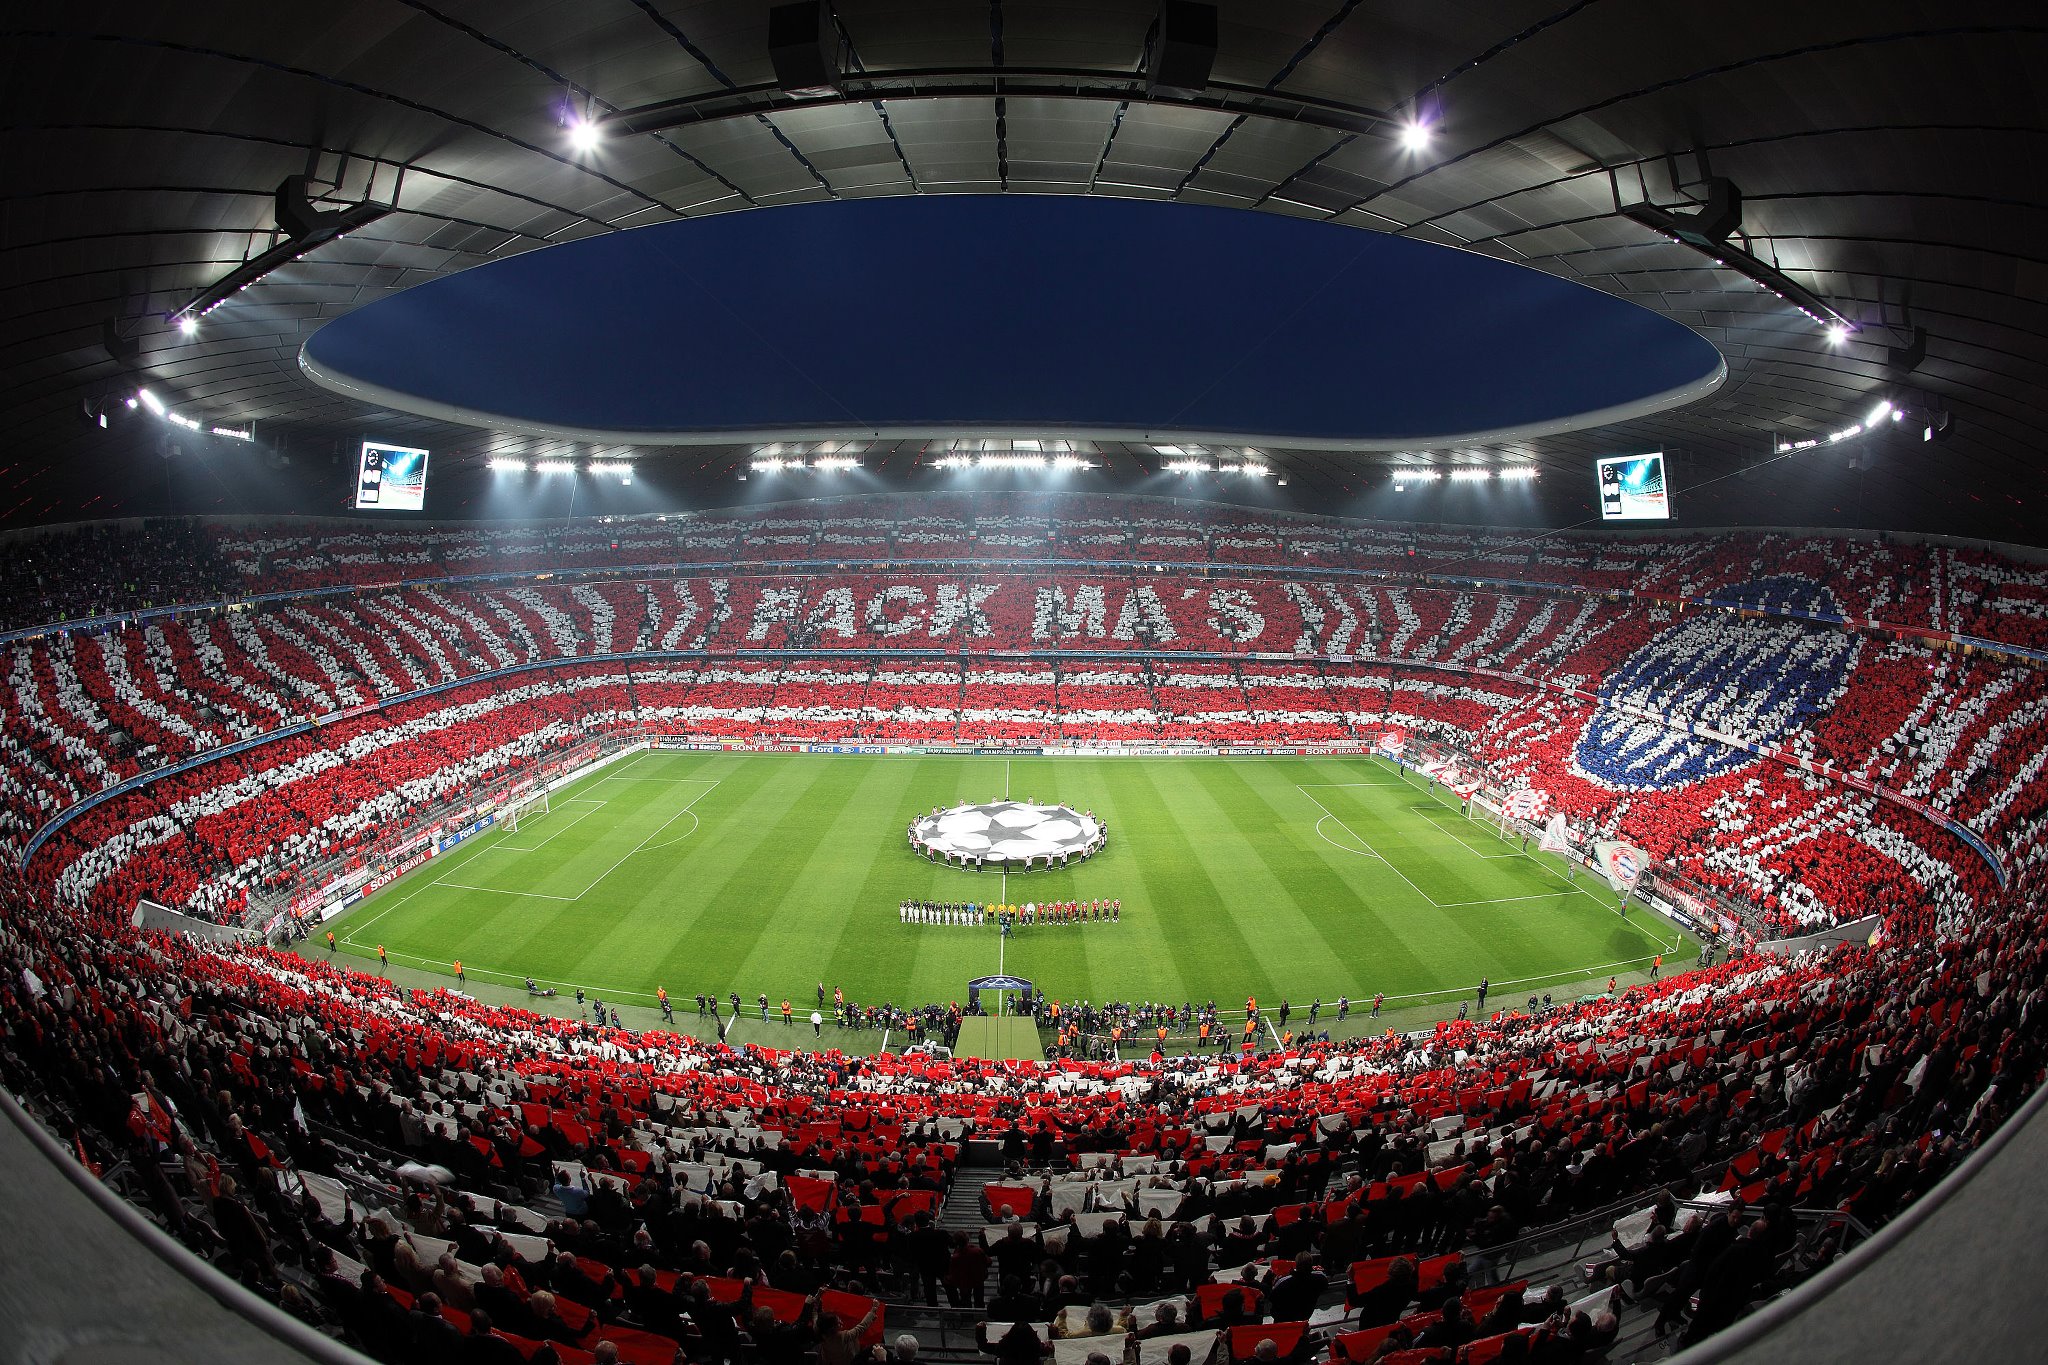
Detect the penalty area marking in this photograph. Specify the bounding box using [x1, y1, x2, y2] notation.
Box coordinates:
[1367, 950, 1688, 1010]
[637, 810, 702, 853]
[353, 945, 664, 1003]
[1409, 803, 1524, 860]
[597, 774, 724, 784]
[494, 798, 606, 853]
[408, 779, 722, 904]
[1298, 782, 1676, 936]
[1297, 783, 1441, 906]
[1313, 815, 1387, 862]
[338, 829, 509, 947]
[1297, 780, 1410, 789]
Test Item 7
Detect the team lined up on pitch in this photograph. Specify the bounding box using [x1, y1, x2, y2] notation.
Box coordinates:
[899, 897, 1120, 926]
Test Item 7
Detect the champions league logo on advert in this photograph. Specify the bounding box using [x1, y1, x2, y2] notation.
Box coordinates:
[1573, 577, 1859, 791]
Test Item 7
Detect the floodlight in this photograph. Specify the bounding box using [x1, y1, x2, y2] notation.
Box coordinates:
[488, 457, 528, 472]
[1400, 121, 1432, 152]
[137, 388, 165, 417]
[1826, 324, 1850, 346]
[176, 315, 198, 336]
[567, 118, 602, 153]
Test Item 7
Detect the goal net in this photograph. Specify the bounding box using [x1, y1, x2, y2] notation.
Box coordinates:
[502, 788, 550, 834]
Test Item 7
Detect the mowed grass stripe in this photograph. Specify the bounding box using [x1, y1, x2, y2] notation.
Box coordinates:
[1066, 758, 1260, 1002]
[1142, 759, 1356, 1001]
[1210, 758, 1438, 999]
[325, 751, 1696, 1008]
[631, 754, 864, 994]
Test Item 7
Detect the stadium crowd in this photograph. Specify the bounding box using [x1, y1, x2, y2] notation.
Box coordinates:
[6, 554, 2040, 941]
[10, 494, 2048, 655]
[1, 830, 2044, 1364]
[2, 495, 2047, 1360]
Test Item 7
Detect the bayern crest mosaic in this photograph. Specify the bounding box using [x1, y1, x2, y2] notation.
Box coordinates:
[1572, 576, 1860, 790]
[909, 800, 1106, 869]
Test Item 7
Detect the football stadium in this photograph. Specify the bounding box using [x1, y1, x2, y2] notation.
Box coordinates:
[1, 6, 2044, 1365]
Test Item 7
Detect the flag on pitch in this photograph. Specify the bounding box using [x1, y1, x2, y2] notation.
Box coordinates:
[1538, 812, 1572, 853]
[1593, 839, 1652, 895]
[1505, 788, 1547, 820]
[1378, 728, 1408, 758]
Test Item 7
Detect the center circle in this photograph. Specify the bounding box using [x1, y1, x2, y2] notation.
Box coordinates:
[909, 800, 1105, 870]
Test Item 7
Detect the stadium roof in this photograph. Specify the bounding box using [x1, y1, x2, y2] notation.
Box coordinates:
[4, 2, 2044, 539]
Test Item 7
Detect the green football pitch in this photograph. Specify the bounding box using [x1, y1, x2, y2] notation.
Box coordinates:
[324, 750, 1694, 1016]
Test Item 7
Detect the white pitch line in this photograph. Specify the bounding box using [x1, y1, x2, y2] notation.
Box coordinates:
[1298, 781, 1410, 789]
[1435, 889, 1586, 908]
[351, 948, 677, 1002]
[1411, 804, 1521, 860]
[1368, 951, 1689, 1007]
[636, 810, 702, 853]
[341, 756, 685, 940]
[340, 828, 505, 945]
[596, 775, 723, 784]
[1309, 820, 1578, 909]
[494, 800, 605, 854]
[433, 880, 583, 902]
[551, 776, 722, 896]
[1313, 815, 1387, 862]
[1296, 783, 1443, 906]
[433, 779, 722, 904]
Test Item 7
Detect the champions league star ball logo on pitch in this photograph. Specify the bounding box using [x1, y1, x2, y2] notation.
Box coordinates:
[1572, 577, 1860, 791]
[910, 800, 1105, 869]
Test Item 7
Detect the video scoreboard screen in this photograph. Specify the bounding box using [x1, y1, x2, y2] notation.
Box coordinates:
[355, 441, 429, 511]
[1596, 452, 1669, 521]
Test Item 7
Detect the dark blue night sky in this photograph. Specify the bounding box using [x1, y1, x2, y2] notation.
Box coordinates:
[303, 196, 1722, 442]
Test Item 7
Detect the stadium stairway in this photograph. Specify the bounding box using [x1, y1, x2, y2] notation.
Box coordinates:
[940, 1161, 1010, 1298]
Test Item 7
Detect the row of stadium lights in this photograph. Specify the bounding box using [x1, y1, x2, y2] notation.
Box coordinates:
[935, 453, 1094, 470]
[120, 387, 254, 442]
[753, 455, 861, 472]
[488, 457, 635, 482]
[1392, 466, 1539, 491]
[564, 114, 1439, 159]
[745, 447, 1277, 476]
[1774, 398, 1906, 453]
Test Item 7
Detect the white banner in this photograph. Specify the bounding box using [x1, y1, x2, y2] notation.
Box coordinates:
[1593, 839, 1652, 894]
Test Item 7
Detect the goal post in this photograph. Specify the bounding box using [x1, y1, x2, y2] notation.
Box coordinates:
[502, 787, 550, 834]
